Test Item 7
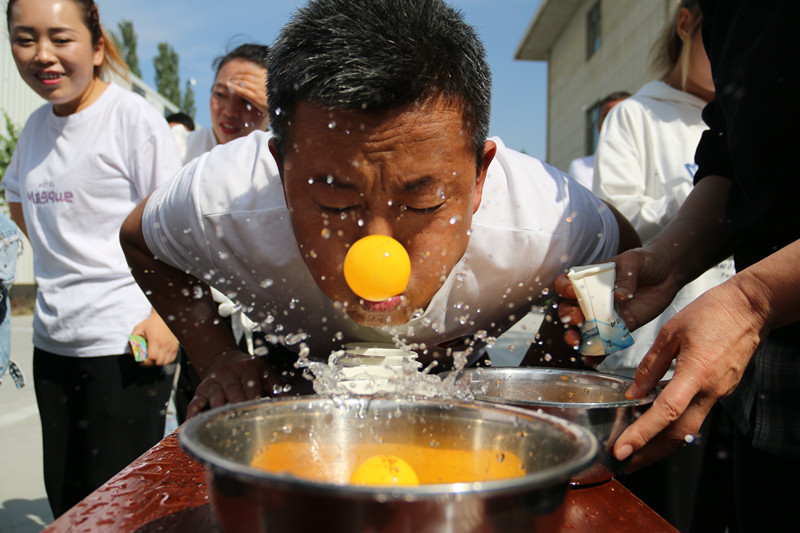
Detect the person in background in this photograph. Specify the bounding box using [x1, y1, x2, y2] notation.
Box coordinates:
[566, 90, 630, 190]
[3, 0, 181, 517]
[166, 111, 195, 132]
[0, 212, 22, 388]
[556, 0, 800, 530]
[169, 43, 270, 424]
[174, 43, 269, 163]
[588, 2, 735, 530]
[167, 112, 196, 159]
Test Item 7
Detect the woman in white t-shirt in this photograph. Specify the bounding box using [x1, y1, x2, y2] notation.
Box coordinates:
[591, 1, 734, 530]
[3, 0, 182, 517]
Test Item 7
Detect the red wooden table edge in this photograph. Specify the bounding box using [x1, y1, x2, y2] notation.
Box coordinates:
[44, 431, 678, 533]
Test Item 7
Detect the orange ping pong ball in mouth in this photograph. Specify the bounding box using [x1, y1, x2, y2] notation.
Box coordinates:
[343, 235, 411, 302]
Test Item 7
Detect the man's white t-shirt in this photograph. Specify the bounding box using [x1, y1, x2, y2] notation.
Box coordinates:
[142, 132, 619, 360]
[3, 83, 182, 356]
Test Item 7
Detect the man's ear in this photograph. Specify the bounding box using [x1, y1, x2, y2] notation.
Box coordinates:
[473, 140, 496, 214]
[268, 137, 284, 181]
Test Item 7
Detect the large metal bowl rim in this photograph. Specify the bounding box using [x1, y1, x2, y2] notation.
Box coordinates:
[179, 396, 598, 499]
[461, 368, 659, 409]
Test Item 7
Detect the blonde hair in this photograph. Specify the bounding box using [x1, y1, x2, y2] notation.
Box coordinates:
[649, 0, 702, 90]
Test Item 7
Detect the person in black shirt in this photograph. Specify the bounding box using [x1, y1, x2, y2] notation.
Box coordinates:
[556, 1, 800, 530]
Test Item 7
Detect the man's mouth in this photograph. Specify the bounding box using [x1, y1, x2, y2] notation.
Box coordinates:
[359, 295, 403, 313]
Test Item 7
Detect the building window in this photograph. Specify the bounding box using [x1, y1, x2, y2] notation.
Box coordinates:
[586, 1, 601, 60]
[585, 101, 602, 155]
[131, 83, 146, 97]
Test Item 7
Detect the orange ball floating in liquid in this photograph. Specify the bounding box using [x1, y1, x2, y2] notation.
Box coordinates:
[343, 235, 411, 301]
[349, 454, 420, 486]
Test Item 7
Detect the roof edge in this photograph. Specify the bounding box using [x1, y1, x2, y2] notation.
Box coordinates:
[514, 0, 584, 61]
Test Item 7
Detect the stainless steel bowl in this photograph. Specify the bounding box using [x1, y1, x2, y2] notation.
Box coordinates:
[179, 395, 597, 533]
[456, 367, 658, 484]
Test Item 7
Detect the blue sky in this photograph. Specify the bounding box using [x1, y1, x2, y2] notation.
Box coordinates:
[97, 0, 547, 159]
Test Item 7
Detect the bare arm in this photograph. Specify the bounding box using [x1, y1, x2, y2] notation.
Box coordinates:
[604, 200, 642, 255]
[616, 175, 732, 302]
[120, 195, 270, 415]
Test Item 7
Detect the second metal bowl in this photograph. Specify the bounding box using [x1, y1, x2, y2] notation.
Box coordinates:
[457, 367, 658, 484]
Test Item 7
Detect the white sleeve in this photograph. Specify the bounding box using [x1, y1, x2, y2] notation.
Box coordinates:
[141, 132, 280, 282]
[563, 172, 620, 266]
[141, 153, 217, 279]
[479, 141, 619, 273]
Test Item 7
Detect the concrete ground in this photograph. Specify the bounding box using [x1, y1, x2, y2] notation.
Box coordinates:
[0, 310, 543, 532]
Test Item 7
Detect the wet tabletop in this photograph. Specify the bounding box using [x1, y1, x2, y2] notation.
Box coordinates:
[43, 432, 678, 533]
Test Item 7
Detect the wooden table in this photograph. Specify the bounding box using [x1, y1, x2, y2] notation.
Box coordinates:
[43, 432, 678, 533]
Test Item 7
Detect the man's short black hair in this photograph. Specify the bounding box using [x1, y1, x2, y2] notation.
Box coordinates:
[268, 0, 492, 168]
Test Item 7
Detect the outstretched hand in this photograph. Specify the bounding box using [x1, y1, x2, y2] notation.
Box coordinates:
[613, 278, 762, 470]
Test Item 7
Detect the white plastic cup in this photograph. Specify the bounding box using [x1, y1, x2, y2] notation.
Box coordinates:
[338, 343, 421, 394]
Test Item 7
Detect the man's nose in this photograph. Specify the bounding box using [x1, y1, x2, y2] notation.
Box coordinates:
[362, 212, 395, 239]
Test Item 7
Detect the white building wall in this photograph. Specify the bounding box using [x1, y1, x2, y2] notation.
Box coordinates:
[519, 0, 673, 171]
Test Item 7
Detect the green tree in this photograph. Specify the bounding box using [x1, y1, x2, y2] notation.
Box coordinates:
[153, 42, 181, 107]
[111, 20, 142, 78]
[0, 111, 20, 202]
[182, 80, 197, 119]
